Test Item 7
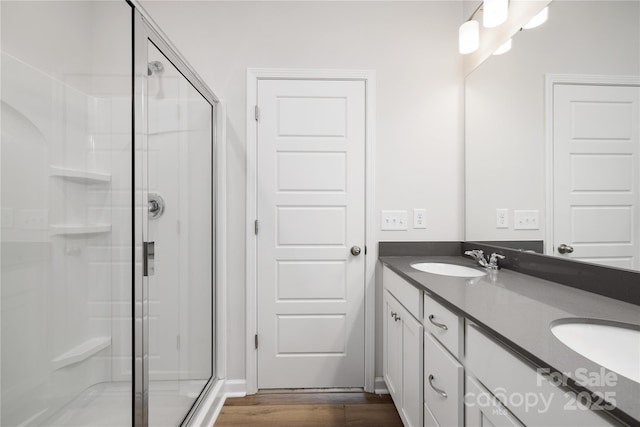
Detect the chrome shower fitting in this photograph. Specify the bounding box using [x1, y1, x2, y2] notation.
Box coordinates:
[147, 60, 164, 76]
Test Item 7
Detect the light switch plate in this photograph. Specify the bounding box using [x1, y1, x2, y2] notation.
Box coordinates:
[514, 210, 539, 230]
[413, 209, 426, 229]
[381, 210, 408, 231]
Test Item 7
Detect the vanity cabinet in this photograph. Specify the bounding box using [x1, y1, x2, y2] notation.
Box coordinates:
[383, 267, 423, 427]
[465, 324, 617, 427]
[382, 263, 621, 427]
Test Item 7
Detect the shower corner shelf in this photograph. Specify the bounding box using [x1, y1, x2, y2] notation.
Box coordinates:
[50, 224, 111, 236]
[51, 336, 111, 371]
[50, 166, 111, 184]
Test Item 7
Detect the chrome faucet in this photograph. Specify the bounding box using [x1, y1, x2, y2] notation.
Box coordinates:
[464, 249, 505, 270]
[464, 249, 490, 268]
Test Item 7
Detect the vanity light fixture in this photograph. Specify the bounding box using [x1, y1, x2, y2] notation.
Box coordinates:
[459, 0, 510, 55]
[458, 2, 483, 55]
[492, 38, 512, 55]
[459, 20, 480, 54]
[522, 6, 549, 29]
[483, 0, 509, 28]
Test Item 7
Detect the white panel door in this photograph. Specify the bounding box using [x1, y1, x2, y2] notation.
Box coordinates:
[553, 84, 640, 269]
[256, 79, 366, 388]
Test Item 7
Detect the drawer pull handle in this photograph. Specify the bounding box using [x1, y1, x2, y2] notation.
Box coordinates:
[428, 374, 447, 399]
[428, 315, 448, 331]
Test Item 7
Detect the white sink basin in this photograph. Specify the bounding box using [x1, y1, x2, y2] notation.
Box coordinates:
[410, 262, 486, 278]
[551, 320, 640, 384]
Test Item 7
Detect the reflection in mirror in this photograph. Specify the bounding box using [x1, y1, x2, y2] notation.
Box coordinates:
[465, 0, 640, 271]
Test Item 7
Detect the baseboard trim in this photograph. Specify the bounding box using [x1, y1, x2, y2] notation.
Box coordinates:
[374, 376, 389, 395]
[223, 378, 248, 398]
[194, 378, 386, 425]
[187, 379, 225, 427]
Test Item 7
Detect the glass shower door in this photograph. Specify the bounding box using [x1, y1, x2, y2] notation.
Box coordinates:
[142, 40, 215, 426]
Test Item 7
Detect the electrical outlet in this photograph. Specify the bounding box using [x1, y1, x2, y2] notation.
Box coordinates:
[496, 208, 509, 229]
[514, 210, 539, 230]
[380, 210, 408, 231]
[413, 209, 426, 229]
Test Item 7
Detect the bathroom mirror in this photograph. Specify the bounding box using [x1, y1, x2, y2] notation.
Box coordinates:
[465, 0, 640, 270]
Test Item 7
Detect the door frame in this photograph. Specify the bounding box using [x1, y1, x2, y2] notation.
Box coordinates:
[544, 73, 640, 256]
[245, 68, 377, 394]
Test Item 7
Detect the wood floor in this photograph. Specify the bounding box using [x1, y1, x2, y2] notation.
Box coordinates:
[214, 391, 404, 427]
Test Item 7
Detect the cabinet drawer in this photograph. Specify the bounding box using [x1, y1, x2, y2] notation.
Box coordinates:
[466, 324, 617, 426]
[424, 293, 463, 359]
[466, 375, 524, 427]
[424, 332, 463, 427]
[424, 403, 440, 427]
[384, 266, 421, 319]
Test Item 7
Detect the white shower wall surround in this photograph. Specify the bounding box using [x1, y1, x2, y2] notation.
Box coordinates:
[1, 50, 137, 426]
[1, 1, 219, 425]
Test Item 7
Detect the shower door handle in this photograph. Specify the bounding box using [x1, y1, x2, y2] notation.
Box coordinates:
[143, 241, 155, 276]
[148, 193, 165, 220]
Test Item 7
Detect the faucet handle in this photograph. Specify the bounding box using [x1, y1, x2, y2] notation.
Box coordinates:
[488, 253, 505, 269]
[465, 249, 490, 268]
[464, 249, 484, 259]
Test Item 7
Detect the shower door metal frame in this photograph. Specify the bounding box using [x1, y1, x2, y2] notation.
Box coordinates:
[132, 6, 219, 427]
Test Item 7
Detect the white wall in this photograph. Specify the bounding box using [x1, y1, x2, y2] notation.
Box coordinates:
[140, 0, 465, 381]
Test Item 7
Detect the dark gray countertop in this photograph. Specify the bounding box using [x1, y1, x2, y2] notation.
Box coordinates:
[380, 255, 640, 425]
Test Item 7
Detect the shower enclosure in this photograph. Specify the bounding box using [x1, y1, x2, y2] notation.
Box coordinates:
[1, 1, 219, 426]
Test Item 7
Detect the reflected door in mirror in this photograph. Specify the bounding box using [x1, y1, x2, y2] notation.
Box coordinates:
[553, 83, 640, 270]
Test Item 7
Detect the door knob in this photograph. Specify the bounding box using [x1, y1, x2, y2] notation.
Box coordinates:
[350, 246, 362, 256]
[557, 244, 574, 254]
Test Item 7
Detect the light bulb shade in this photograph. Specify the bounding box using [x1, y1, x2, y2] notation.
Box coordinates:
[523, 7, 549, 29]
[483, 0, 508, 28]
[492, 38, 512, 55]
[459, 20, 479, 54]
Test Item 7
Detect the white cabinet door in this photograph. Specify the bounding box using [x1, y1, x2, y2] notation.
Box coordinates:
[401, 307, 423, 427]
[466, 375, 524, 427]
[384, 291, 403, 404]
[384, 290, 423, 427]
